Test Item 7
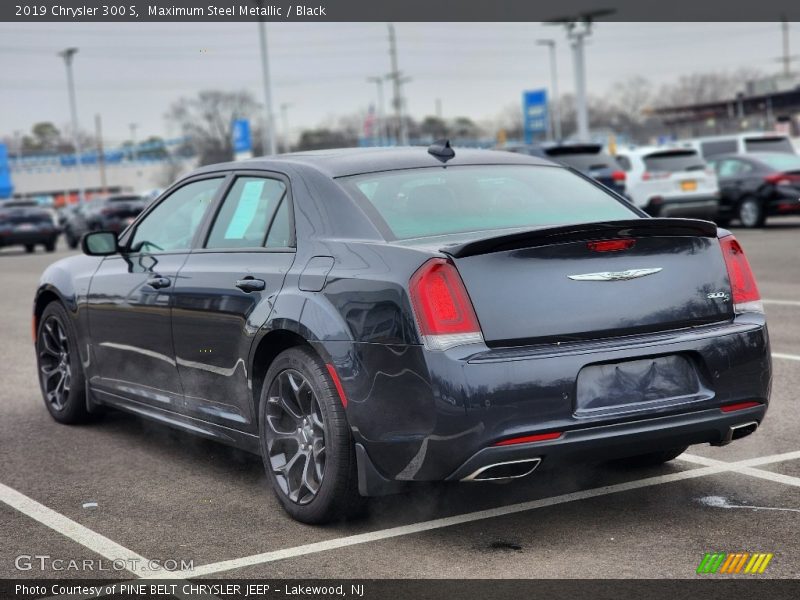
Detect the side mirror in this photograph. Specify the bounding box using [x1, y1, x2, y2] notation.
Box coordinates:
[81, 231, 119, 256]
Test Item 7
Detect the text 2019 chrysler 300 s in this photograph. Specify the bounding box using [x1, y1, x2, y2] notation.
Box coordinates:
[33, 145, 771, 523]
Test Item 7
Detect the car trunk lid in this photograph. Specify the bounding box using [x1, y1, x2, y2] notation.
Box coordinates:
[441, 219, 732, 347]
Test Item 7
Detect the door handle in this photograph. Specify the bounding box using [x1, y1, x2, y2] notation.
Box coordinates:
[236, 278, 266, 293]
[146, 276, 171, 289]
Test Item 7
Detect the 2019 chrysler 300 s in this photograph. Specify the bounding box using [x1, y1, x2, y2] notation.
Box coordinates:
[33, 145, 771, 523]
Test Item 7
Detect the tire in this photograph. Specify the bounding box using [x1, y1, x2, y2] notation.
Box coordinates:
[613, 446, 688, 468]
[36, 302, 91, 424]
[25, 244, 35, 253]
[66, 233, 78, 250]
[44, 240, 56, 253]
[258, 347, 363, 524]
[738, 197, 766, 228]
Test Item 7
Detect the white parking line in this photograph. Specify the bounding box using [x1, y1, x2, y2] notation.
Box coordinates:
[763, 299, 800, 307]
[7, 451, 800, 585]
[0, 482, 160, 578]
[151, 463, 752, 579]
[680, 452, 800, 489]
[773, 352, 800, 362]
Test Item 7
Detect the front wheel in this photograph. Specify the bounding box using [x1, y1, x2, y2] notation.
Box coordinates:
[25, 244, 34, 253]
[258, 347, 363, 524]
[36, 302, 91, 424]
[738, 197, 766, 228]
[44, 240, 56, 252]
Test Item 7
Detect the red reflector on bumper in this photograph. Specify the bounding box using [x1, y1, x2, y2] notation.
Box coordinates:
[492, 432, 562, 447]
[720, 401, 761, 413]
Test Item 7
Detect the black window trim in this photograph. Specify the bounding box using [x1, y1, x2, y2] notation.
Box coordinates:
[192, 169, 297, 255]
[116, 172, 231, 257]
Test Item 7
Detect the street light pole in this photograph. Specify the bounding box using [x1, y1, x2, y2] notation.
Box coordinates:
[280, 102, 292, 153]
[129, 122, 138, 162]
[367, 76, 386, 145]
[386, 23, 410, 145]
[58, 47, 86, 204]
[256, 3, 276, 155]
[567, 22, 591, 141]
[537, 39, 562, 141]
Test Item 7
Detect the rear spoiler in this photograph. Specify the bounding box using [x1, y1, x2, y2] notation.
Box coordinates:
[441, 218, 718, 259]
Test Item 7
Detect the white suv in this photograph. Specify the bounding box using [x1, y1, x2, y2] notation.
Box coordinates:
[615, 147, 720, 219]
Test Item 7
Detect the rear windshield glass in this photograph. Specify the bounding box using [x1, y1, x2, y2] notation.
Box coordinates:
[757, 153, 800, 172]
[744, 137, 794, 154]
[339, 165, 637, 240]
[643, 151, 705, 173]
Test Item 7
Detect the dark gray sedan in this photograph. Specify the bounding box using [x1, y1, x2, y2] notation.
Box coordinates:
[33, 145, 771, 523]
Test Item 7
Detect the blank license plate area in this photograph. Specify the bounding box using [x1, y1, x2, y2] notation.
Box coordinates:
[576, 355, 702, 416]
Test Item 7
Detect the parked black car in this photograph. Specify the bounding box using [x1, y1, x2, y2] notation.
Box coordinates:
[500, 142, 627, 196]
[34, 146, 770, 524]
[0, 200, 59, 253]
[707, 152, 800, 228]
[62, 194, 146, 249]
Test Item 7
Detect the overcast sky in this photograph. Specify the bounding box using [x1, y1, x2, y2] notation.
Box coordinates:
[0, 22, 793, 145]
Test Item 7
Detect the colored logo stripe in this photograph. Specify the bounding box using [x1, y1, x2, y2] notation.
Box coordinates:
[697, 552, 773, 574]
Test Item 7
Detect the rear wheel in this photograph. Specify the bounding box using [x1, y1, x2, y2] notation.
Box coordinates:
[613, 446, 688, 468]
[36, 302, 91, 424]
[44, 239, 56, 252]
[66, 233, 78, 249]
[258, 347, 363, 524]
[738, 197, 765, 228]
[25, 244, 35, 253]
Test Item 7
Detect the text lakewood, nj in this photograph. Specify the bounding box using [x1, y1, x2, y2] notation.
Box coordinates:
[148, 4, 327, 17]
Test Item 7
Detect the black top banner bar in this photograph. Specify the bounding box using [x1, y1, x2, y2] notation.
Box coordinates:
[2, 0, 800, 22]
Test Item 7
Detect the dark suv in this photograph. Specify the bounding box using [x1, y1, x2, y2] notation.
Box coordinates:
[500, 143, 627, 197]
[0, 200, 59, 253]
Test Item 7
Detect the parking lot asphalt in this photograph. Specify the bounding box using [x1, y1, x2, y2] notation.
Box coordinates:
[1, 220, 799, 582]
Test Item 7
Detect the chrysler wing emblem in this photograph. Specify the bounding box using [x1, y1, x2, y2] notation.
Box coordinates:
[567, 267, 663, 281]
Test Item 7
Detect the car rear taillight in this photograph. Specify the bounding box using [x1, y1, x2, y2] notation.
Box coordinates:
[764, 172, 799, 186]
[719, 235, 763, 314]
[610, 170, 626, 182]
[409, 258, 483, 351]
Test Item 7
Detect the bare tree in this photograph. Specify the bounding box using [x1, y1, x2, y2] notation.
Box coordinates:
[656, 68, 764, 107]
[166, 90, 260, 166]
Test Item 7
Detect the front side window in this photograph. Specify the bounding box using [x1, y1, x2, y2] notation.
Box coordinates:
[205, 177, 288, 249]
[340, 165, 638, 240]
[129, 178, 223, 253]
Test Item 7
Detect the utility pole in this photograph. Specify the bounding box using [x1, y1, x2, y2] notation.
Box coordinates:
[367, 76, 386, 145]
[96, 115, 107, 194]
[280, 102, 292, 152]
[129, 122, 138, 162]
[386, 23, 410, 145]
[58, 47, 86, 204]
[782, 16, 791, 77]
[537, 39, 562, 141]
[256, 2, 276, 155]
[550, 10, 613, 141]
[435, 98, 442, 120]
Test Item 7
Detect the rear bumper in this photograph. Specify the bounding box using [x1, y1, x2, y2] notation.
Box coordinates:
[644, 194, 719, 218]
[320, 315, 771, 490]
[446, 404, 765, 481]
[0, 230, 58, 246]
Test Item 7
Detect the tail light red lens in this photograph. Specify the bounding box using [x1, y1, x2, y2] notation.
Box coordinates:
[764, 172, 800, 186]
[587, 239, 635, 252]
[719, 235, 762, 314]
[610, 170, 626, 182]
[492, 431, 562, 447]
[409, 258, 483, 351]
[720, 401, 761, 413]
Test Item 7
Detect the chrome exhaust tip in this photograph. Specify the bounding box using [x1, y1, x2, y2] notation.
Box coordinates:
[461, 458, 542, 482]
[714, 421, 759, 446]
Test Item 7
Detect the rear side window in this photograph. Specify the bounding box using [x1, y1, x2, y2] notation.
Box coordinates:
[547, 152, 617, 171]
[643, 151, 705, 173]
[206, 177, 288, 249]
[701, 140, 737, 157]
[744, 136, 794, 154]
[340, 165, 637, 240]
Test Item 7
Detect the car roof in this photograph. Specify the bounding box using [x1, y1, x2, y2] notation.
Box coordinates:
[189, 146, 555, 179]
